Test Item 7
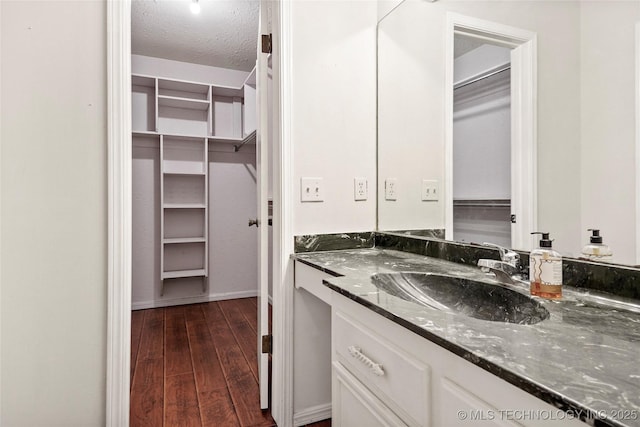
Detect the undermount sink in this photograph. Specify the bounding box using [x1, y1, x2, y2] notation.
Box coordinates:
[370, 272, 549, 325]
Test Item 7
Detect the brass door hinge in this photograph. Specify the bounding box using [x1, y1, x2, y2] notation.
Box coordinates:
[261, 34, 272, 54]
[262, 334, 272, 354]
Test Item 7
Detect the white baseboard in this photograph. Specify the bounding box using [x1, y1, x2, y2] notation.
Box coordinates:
[132, 289, 258, 310]
[293, 403, 332, 427]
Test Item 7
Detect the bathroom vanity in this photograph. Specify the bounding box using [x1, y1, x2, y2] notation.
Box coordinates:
[292, 234, 640, 427]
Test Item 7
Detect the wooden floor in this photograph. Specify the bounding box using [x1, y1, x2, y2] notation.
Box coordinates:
[130, 298, 330, 427]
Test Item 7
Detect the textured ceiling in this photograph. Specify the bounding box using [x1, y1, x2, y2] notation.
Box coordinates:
[132, 0, 259, 72]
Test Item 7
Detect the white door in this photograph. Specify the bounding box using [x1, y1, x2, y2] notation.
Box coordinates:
[257, 0, 271, 410]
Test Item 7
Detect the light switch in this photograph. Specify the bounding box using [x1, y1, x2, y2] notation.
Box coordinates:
[301, 177, 324, 202]
[421, 179, 439, 201]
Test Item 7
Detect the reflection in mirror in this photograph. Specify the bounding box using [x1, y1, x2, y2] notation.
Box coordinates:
[377, 0, 640, 265]
[453, 36, 512, 248]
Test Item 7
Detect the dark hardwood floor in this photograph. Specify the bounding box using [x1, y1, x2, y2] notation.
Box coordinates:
[130, 298, 331, 427]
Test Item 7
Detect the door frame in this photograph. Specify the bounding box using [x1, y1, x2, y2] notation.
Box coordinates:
[444, 13, 537, 250]
[105, 1, 293, 425]
[106, 1, 132, 425]
[635, 22, 640, 265]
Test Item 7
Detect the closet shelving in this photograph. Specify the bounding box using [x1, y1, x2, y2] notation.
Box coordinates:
[160, 134, 208, 295]
[132, 71, 256, 296]
[131, 73, 256, 145]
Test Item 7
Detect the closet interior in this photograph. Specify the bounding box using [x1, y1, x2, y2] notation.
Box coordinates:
[132, 55, 258, 309]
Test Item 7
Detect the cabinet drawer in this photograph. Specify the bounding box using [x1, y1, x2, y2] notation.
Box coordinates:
[334, 310, 431, 427]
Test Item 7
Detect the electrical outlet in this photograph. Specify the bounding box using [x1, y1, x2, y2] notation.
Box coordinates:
[421, 179, 439, 201]
[385, 178, 398, 201]
[300, 177, 324, 202]
[354, 178, 368, 201]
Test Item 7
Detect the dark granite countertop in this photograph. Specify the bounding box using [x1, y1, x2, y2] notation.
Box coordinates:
[293, 248, 640, 427]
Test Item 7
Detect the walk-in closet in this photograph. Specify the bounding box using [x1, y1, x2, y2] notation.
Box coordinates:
[129, 2, 272, 425]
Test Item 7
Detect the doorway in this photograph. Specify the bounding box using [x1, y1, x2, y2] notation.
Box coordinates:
[128, 0, 272, 424]
[452, 36, 512, 247]
[444, 13, 538, 251]
[106, 0, 286, 424]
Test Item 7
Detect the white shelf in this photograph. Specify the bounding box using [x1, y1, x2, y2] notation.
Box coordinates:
[131, 130, 256, 147]
[132, 130, 160, 138]
[162, 269, 206, 280]
[158, 95, 209, 111]
[163, 237, 206, 244]
[158, 79, 209, 96]
[163, 170, 206, 176]
[211, 85, 244, 98]
[163, 203, 206, 209]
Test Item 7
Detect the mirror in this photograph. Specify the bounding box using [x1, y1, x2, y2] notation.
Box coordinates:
[377, 0, 640, 265]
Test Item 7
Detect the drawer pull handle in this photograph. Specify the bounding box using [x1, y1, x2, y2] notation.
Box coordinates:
[347, 346, 385, 377]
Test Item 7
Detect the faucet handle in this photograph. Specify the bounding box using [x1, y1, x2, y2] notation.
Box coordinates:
[482, 242, 520, 266]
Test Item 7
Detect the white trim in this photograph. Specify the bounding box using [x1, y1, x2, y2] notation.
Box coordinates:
[636, 22, 640, 265]
[257, 0, 271, 409]
[272, 0, 294, 425]
[132, 290, 259, 310]
[444, 13, 537, 250]
[106, 1, 132, 426]
[293, 403, 332, 427]
[444, 15, 454, 240]
[0, 1, 3, 421]
[510, 39, 538, 251]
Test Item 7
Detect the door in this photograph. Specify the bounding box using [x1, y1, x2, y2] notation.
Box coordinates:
[257, 0, 271, 410]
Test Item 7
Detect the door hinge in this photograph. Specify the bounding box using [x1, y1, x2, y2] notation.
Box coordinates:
[510, 214, 517, 224]
[261, 334, 272, 354]
[261, 34, 272, 54]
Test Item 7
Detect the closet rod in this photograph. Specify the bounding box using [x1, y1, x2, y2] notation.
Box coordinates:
[453, 199, 511, 208]
[454, 64, 510, 91]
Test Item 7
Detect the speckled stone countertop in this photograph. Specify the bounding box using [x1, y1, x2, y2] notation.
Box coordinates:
[293, 248, 640, 427]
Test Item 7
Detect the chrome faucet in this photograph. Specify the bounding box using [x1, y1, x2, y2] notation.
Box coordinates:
[477, 242, 525, 284]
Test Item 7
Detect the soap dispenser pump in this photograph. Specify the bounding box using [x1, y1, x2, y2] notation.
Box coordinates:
[581, 229, 613, 261]
[529, 232, 563, 299]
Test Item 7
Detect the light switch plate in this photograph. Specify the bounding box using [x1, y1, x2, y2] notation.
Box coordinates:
[354, 178, 368, 201]
[421, 179, 439, 201]
[385, 178, 398, 201]
[301, 177, 324, 202]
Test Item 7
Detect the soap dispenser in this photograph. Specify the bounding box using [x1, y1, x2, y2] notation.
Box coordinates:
[529, 232, 563, 299]
[581, 229, 613, 261]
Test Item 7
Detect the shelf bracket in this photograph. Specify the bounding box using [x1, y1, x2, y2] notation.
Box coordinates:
[234, 139, 250, 152]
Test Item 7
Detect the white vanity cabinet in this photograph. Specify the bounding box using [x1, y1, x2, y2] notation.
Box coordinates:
[331, 291, 589, 427]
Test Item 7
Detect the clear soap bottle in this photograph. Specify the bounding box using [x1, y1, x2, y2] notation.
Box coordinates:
[581, 229, 613, 261]
[529, 232, 563, 299]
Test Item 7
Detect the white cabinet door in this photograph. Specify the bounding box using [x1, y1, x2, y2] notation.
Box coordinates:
[333, 362, 408, 427]
[438, 377, 522, 427]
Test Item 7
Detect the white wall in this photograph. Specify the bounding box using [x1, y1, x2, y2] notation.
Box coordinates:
[291, 0, 378, 235]
[1, 1, 106, 425]
[579, 2, 640, 264]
